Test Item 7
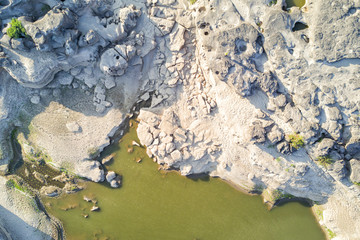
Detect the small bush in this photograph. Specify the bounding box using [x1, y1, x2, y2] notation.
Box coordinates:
[7, 18, 27, 39]
[353, 182, 360, 186]
[189, 0, 197, 4]
[288, 133, 304, 149]
[316, 155, 333, 168]
[268, 0, 277, 6]
[271, 189, 294, 201]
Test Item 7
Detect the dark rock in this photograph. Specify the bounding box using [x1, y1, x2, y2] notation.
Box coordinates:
[346, 141, 360, 156]
[277, 141, 291, 154]
[249, 121, 266, 143]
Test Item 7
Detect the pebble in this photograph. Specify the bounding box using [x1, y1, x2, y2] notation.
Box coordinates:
[91, 206, 100, 212]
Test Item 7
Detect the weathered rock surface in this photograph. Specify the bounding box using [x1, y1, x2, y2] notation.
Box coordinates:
[0, 0, 360, 239]
[0, 176, 59, 239]
[350, 159, 360, 184]
[76, 161, 104, 183]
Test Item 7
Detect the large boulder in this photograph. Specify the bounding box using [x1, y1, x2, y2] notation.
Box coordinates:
[346, 141, 360, 156]
[76, 160, 104, 182]
[99, 47, 128, 76]
[106, 171, 116, 183]
[329, 160, 348, 181]
[116, 5, 141, 33]
[312, 138, 335, 157]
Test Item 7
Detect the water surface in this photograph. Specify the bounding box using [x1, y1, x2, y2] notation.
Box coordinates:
[43, 120, 325, 240]
[286, 0, 306, 8]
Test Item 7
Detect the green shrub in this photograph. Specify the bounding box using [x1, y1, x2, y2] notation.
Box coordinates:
[7, 18, 27, 39]
[353, 182, 360, 186]
[189, 0, 197, 4]
[288, 133, 304, 149]
[271, 189, 294, 201]
[316, 155, 333, 168]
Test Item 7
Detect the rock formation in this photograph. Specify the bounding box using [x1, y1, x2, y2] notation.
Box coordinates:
[0, 0, 359, 239]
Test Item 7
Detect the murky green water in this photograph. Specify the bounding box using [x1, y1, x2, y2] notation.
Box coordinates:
[16, 161, 64, 190]
[286, 0, 306, 8]
[43, 120, 325, 240]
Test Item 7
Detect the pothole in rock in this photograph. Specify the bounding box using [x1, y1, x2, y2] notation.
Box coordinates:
[292, 22, 308, 32]
[286, 0, 306, 8]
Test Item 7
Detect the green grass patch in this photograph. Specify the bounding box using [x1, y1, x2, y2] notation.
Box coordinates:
[275, 157, 281, 162]
[315, 208, 323, 220]
[288, 133, 305, 150]
[316, 155, 333, 168]
[6, 179, 31, 194]
[326, 228, 336, 239]
[7, 18, 27, 39]
[189, 0, 197, 4]
[353, 182, 360, 186]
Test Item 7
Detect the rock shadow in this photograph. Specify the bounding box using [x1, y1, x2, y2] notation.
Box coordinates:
[0, 205, 54, 240]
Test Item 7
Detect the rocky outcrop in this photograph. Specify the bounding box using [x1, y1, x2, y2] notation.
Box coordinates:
[0, 0, 360, 239]
[76, 160, 104, 183]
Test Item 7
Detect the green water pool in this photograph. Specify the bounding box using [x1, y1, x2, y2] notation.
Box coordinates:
[286, 0, 306, 8]
[43, 120, 325, 240]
